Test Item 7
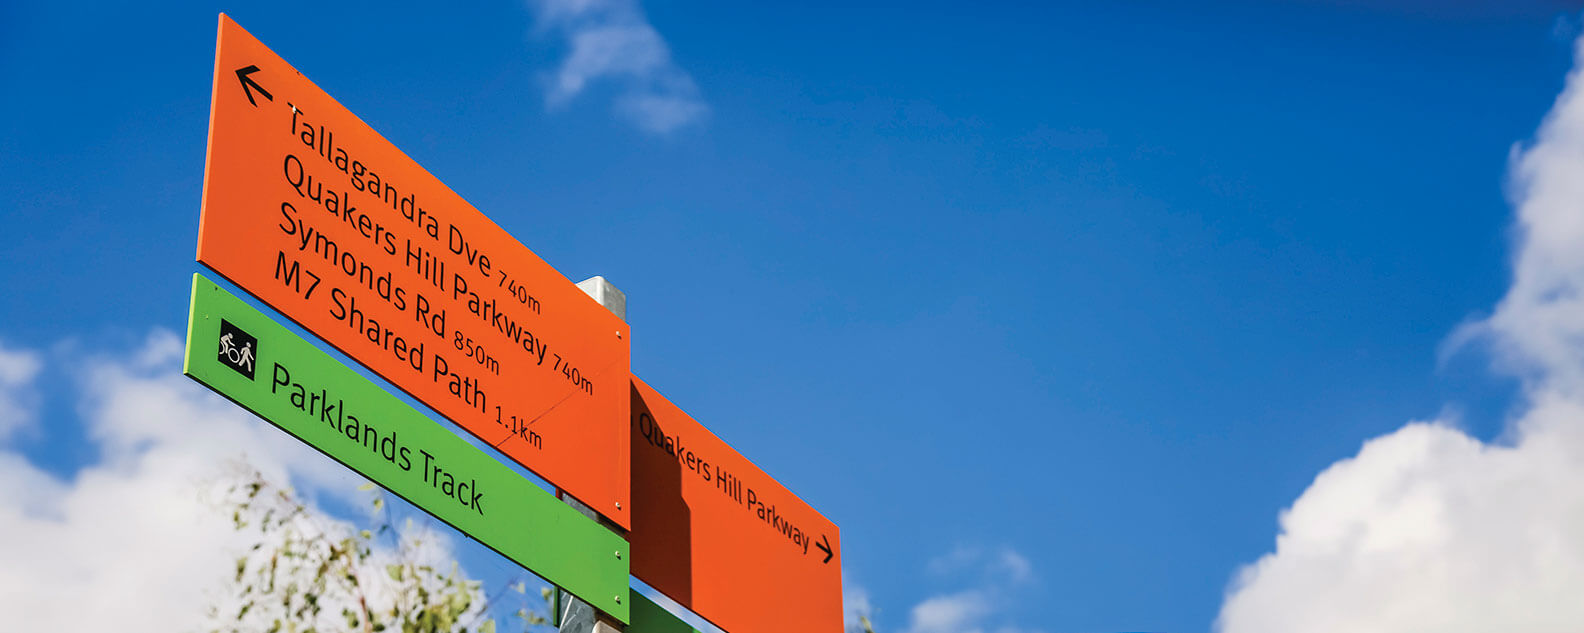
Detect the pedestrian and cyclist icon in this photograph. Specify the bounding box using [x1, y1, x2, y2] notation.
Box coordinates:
[218, 319, 258, 379]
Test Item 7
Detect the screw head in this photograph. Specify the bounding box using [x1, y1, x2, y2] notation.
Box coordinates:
[615, 595, 622, 604]
[615, 501, 622, 509]
[615, 551, 622, 559]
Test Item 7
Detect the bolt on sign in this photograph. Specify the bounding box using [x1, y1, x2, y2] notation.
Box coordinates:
[197, 15, 632, 527]
[183, 273, 631, 621]
[630, 376, 842, 633]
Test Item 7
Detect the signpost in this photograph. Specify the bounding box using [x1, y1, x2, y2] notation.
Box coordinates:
[630, 376, 842, 633]
[196, 14, 633, 528]
[190, 15, 846, 632]
[183, 273, 630, 620]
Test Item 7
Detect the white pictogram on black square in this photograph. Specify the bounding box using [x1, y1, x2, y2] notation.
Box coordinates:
[217, 319, 258, 380]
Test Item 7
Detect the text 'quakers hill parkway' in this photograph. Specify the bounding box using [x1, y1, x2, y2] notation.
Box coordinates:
[629, 377, 842, 633]
[635, 409, 825, 558]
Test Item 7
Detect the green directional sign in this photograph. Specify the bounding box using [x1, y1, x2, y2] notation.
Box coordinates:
[183, 273, 630, 622]
[628, 591, 703, 633]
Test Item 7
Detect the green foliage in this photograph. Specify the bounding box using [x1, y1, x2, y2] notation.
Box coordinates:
[202, 465, 553, 633]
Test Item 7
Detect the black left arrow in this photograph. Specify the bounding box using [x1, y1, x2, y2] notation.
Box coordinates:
[815, 534, 833, 564]
[235, 65, 272, 107]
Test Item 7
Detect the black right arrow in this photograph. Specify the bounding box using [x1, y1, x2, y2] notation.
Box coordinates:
[235, 65, 272, 107]
[815, 534, 833, 564]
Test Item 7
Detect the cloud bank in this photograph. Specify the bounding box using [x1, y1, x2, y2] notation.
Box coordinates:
[1218, 34, 1584, 633]
[0, 331, 457, 632]
[528, 0, 707, 134]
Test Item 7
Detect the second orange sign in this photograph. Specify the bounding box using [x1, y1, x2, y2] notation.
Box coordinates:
[631, 376, 842, 633]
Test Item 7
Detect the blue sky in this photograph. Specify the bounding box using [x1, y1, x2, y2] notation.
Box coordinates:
[7, 2, 1584, 632]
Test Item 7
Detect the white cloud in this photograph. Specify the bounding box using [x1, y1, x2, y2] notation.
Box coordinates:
[843, 546, 1042, 633]
[0, 330, 448, 633]
[1219, 33, 1584, 633]
[528, 0, 707, 134]
[617, 91, 710, 135]
[925, 545, 1036, 587]
[907, 590, 996, 633]
[0, 340, 42, 439]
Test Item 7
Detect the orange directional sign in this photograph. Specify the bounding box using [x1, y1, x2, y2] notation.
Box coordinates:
[630, 376, 841, 633]
[198, 15, 632, 526]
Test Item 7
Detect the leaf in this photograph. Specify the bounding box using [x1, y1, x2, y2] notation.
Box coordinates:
[358, 483, 376, 491]
[480, 620, 496, 633]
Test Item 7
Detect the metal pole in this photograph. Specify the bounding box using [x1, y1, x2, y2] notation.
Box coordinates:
[557, 276, 629, 633]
